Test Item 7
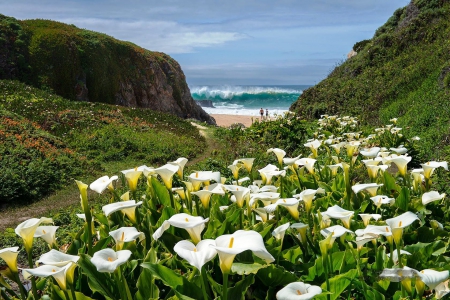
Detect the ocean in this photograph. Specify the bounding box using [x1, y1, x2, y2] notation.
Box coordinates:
[190, 85, 310, 116]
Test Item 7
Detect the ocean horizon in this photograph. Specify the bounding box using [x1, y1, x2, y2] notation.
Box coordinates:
[190, 85, 310, 116]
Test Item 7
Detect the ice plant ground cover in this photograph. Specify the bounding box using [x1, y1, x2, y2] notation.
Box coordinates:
[2, 115, 450, 299]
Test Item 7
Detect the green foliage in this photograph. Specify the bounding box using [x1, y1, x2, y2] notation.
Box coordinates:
[0, 80, 206, 205]
[0, 109, 92, 204]
[290, 1, 450, 164]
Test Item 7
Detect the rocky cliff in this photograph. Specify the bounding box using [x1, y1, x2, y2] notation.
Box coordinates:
[0, 15, 215, 124]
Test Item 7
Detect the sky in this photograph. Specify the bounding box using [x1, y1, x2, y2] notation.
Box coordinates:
[0, 0, 410, 86]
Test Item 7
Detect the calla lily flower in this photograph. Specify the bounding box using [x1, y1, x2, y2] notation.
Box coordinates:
[365, 164, 388, 180]
[359, 214, 382, 226]
[23, 262, 75, 291]
[421, 161, 448, 179]
[379, 266, 418, 282]
[211, 230, 275, 274]
[37, 249, 80, 267]
[345, 141, 360, 157]
[174, 239, 217, 271]
[228, 164, 241, 180]
[370, 195, 395, 208]
[109, 227, 145, 249]
[267, 148, 286, 166]
[272, 223, 291, 241]
[321, 205, 354, 229]
[295, 158, 316, 174]
[422, 191, 446, 205]
[291, 223, 308, 244]
[15, 217, 53, 253]
[390, 146, 408, 154]
[91, 249, 132, 273]
[155, 164, 179, 189]
[264, 198, 300, 220]
[252, 207, 272, 222]
[153, 213, 209, 244]
[320, 225, 353, 247]
[327, 163, 343, 176]
[276, 282, 322, 300]
[224, 185, 250, 208]
[102, 200, 143, 223]
[258, 164, 286, 185]
[293, 188, 324, 214]
[330, 142, 347, 155]
[249, 192, 280, 207]
[168, 157, 188, 178]
[352, 183, 383, 197]
[34, 226, 59, 247]
[0, 247, 19, 273]
[385, 211, 419, 246]
[360, 147, 380, 158]
[188, 171, 221, 191]
[387, 155, 412, 177]
[435, 280, 450, 299]
[235, 158, 255, 173]
[387, 249, 411, 265]
[283, 155, 302, 168]
[417, 269, 450, 290]
[123, 170, 143, 192]
[191, 190, 214, 209]
[90, 175, 119, 194]
[304, 139, 321, 158]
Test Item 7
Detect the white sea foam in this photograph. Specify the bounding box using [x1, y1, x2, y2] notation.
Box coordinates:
[201, 106, 289, 116]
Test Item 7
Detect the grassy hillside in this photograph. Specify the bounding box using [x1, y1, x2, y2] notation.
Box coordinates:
[290, 0, 450, 161]
[0, 80, 206, 205]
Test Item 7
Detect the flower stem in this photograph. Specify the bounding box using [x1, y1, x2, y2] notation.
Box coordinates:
[27, 250, 39, 300]
[201, 267, 210, 300]
[223, 273, 229, 300]
[115, 267, 132, 300]
[14, 272, 27, 300]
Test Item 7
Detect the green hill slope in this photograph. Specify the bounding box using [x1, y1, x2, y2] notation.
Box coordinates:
[0, 15, 215, 124]
[0, 80, 206, 206]
[290, 0, 450, 161]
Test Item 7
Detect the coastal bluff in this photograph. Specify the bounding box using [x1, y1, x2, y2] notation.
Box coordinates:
[0, 15, 215, 124]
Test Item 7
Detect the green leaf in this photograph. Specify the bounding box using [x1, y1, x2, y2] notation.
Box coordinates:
[232, 263, 266, 275]
[228, 274, 255, 300]
[151, 176, 171, 207]
[394, 187, 410, 211]
[135, 248, 160, 300]
[256, 264, 298, 287]
[317, 269, 358, 300]
[383, 172, 400, 195]
[141, 263, 203, 300]
[78, 254, 117, 300]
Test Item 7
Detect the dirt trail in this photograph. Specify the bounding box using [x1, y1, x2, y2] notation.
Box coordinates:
[187, 122, 220, 167]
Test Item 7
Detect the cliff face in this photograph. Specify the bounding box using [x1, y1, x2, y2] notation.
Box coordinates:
[0, 15, 215, 124]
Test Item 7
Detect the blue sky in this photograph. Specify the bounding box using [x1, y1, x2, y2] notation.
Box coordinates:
[0, 0, 410, 85]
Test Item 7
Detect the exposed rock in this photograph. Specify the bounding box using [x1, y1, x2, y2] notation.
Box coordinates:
[196, 100, 215, 108]
[347, 49, 357, 59]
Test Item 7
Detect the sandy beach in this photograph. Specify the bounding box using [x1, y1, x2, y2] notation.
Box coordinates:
[210, 114, 264, 127]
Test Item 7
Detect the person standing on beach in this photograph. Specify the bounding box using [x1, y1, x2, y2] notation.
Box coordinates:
[260, 108, 264, 120]
[266, 109, 269, 120]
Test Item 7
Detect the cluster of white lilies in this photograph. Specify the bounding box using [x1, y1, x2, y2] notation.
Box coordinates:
[1, 114, 450, 299]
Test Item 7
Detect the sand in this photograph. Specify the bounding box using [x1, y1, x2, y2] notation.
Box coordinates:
[210, 114, 264, 127]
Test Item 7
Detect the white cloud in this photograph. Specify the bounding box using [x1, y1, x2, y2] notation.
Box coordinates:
[58, 18, 247, 53]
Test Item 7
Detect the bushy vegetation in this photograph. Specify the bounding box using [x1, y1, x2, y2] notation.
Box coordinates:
[2, 114, 450, 300]
[0, 80, 206, 205]
[290, 0, 450, 164]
